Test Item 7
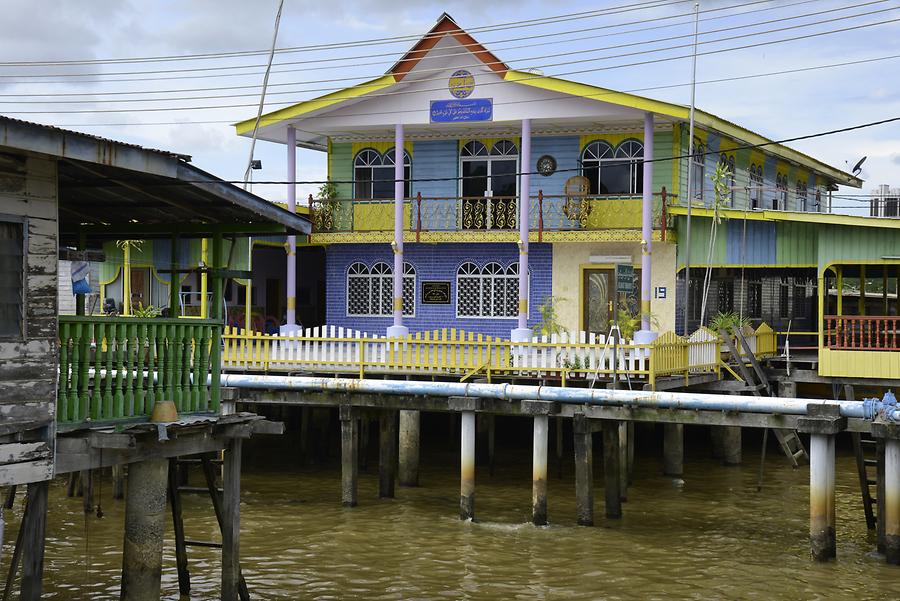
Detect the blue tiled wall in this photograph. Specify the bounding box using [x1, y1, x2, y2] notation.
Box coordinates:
[325, 242, 553, 337]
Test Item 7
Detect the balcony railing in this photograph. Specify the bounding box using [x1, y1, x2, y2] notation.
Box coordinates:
[309, 192, 669, 236]
[58, 316, 223, 424]
[824, 315, 900, 351]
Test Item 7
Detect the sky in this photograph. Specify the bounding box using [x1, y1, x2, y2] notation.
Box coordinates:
[1, 0, 899, 215]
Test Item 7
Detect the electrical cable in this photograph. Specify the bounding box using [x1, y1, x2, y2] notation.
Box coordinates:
[0, 0, 884, 104]
[6, 12, 900, 116]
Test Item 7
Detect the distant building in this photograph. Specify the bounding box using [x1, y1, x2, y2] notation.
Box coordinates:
[870, 184, 899, 217]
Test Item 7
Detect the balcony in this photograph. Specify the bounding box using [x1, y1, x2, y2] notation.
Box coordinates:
[819, 315, 900, 379]
[309, 193, 669, 240]
[57, 316, 223, 427]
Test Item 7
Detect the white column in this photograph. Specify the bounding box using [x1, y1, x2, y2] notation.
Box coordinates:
[387, 123, 409, 337]
[532, 414, 549, 525]
[512, 118, 532, 342]
[635, 112, 658, 346]
[460, 410, 475, 520]
[885, 438, 900, 565]
[809, 433, 836, 561]
[280, 126, 300, 334]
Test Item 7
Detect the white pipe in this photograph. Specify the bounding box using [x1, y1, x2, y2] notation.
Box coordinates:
[218, 374, 899, 421]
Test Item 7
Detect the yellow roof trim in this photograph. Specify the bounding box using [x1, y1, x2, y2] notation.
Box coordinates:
[503, 70, 689, 119]
[234, 74, 398, 135]
[693, 112, 862, 188]
[668, 205, 900, 230]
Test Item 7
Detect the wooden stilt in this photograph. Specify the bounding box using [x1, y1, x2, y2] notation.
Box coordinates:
[2, 495, 27, 601]
[199, 456, 249, 601]
[602, 421, 622, 519]
[340, 406, 359, 507]
[81, 469, 93, 513]
[221, 440, 244, 601]
[65, 472, 79, 498]
[168, 460, 191, 596]
[573, 414, 594, 526]
[556, 417, 564, 479]
[3, 486, 15, 509]
[379, 410, 397, 499]
[20, 481, 48, 601]
[112, 464, 126, 500]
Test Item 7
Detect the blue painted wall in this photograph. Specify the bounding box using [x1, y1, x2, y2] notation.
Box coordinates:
[325, 242, 553, 337]
[725, 220, 776, 264]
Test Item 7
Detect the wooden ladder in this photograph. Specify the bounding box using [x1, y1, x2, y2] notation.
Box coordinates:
[721, 327, 808, 467]
[842, 384, 882, 538]
[168, 455, 250, 601]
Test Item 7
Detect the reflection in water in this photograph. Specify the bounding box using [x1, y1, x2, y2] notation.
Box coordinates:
[3, 426, 897, 600]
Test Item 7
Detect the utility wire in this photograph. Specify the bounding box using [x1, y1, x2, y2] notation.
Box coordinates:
[6, 12, 900, 116]
[0, 0, 691, 67]
[0, 0, 881, 103]
[38, 51, 900, 127]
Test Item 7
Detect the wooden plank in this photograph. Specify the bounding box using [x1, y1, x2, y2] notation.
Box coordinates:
[0, 459, 53, 487]
[0, 443, 50, 465]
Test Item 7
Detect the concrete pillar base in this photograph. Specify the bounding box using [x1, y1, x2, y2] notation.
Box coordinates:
[532, 415, 549, 526]
[511, 328, 532, 342]
[121, 459, 167, 601]
[398, 409, 420, 487]
[663, 423, 684, 477]
[386, 325, 409, 338]
[460, 410, 475, 521]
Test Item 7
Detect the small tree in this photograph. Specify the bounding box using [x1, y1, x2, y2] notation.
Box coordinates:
[533, 296, 568, 338]
[699, 161, 731, 326]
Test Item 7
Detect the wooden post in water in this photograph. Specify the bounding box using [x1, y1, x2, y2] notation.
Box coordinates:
[602, 421, 622, 519]
[379, 410, 397, 498]
[720, 427, 742, 466]
[663, 423, 684, 477]
[522, 401, 555, 526]
[573, 414, 594, 526]
[20, 481, 49, 601]
[398, 409, 420, 487]
[112, 464, 126, 500]
[121, 459, 167, 601]
[340, 405, 358, 507]
[799, 404, 845, 561]
[872, 422, 900, 565]
[222, 438, 243, 601]
[81, 469, 93, 513]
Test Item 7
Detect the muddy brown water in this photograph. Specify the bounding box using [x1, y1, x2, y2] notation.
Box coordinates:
[3, 422, 899, 600]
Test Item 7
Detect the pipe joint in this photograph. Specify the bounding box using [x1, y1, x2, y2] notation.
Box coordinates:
[863, 391, 898, 422]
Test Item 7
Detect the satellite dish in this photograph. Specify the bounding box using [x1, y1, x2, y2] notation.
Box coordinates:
[851, 156, 867, 176]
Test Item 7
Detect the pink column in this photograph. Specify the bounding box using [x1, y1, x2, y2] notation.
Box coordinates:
[387, 123, 409, 337]
[512, 119, 532, 342]
[281, 125, 299, 333]
[639, 112, 654, 333]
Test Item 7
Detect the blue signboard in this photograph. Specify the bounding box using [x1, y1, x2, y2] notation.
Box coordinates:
[430, 98, 493, 123]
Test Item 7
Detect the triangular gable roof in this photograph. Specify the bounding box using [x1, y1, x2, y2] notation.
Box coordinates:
[388, 13, 508, 81]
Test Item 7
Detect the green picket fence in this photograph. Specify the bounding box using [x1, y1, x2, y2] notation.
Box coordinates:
[58, 316, 222, 424]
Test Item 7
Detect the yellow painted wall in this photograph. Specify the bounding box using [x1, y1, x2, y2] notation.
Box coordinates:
[819, 349, 900, 379]
[550, 241, 677, 333]
[353, 202, 411, 231]
[583, 198, 642, 229]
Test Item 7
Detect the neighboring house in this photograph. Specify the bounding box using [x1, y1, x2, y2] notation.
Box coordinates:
[870, 184, 900, 217]
[233, 13, 860, 342]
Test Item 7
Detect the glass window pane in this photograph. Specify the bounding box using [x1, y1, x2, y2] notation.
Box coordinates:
[599, 161, 630, 194]
[490, 159, 517, 197]
[462, 161, 488, 197]
[582, 163, 600, 195]
[355, 167, 372, 200]
[371, 166, 394, 200]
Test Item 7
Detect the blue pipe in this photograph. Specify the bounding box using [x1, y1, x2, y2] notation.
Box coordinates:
[218, 374, 900, 422]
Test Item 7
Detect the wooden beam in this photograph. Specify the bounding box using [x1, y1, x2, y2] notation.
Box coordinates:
[20, 481, 49, 601]
[221, 439, 243, 601]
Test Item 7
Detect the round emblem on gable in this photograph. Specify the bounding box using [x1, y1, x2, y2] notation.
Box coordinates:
[448, 69, 475, 99]
[537, 155, 557, 177]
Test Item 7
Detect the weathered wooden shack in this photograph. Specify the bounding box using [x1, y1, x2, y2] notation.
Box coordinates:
[0, 116, 310, 600]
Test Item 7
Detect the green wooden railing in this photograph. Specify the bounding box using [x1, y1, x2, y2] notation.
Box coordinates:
[58, 316, 222, 424]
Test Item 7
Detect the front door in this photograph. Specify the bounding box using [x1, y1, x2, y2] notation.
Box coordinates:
[583, 268, 613, 334]
[460, 141, 518, 230]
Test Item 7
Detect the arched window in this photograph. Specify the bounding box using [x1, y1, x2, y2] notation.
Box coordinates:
[459, 140, 518, 198]
[346, 261, 415, 317]
[796, 180, 808, 212]
[581, 140, 643, 195]
[718, 153, 736, 206]
[749, 163, 764, 209]
[690, 138, 705, 203]
[775, 173, 788, 210]
[456, 261, 520, 318]
[353, 148, 411, 200]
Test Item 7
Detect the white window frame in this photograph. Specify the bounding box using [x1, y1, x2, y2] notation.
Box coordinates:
[796, 180, 808, 212]
[749, 163, 764, 209]
[718, 153, 735, 206]
[346, 260, 415, 317]
[353, 148, 411, 200]
[581, 139, 643, 196]
[455, 260, 520, 319]
[775, 173, 788, 210]
[690, 139, 705, 203]
[458, 140, 519, 198]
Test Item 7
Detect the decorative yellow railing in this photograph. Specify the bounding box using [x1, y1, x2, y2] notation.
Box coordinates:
[220, 324, 776, 388]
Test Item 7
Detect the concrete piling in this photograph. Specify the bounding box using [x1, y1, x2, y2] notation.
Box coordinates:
[721, 427, 742, 466]
[120, 459, 167, 601]
[379, 410, 397, 498]
[573, 414, 594, 526]
[340, 406, 358, 507]
[532, 414, 549, 526]
[885, 438, 899, 565]
[799, 404, 845, 562]
[602, 421, 622, 519]
[460, 410, 476, 520]
[808, 434, 836, 561]
[398, 409, 420, 487]
[112, 464, 125, 500]
[663, 423, 684, 477]
[618, 421, 629, 500]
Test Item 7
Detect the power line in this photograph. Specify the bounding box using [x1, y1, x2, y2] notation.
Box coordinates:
[31, 115, 896, 187]
[38, 51, 900, 128]
[5, 11, 898, 116]
[0, 0, 826, 83]
[0, 0, 877, 104]
[0, 0, 692, 68]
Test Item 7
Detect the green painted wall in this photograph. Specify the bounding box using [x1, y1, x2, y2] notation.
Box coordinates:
[818, 225, 900, 271]
[675, 215, 726, 268]
[775, 221, 817, 265]
[329, 142, 353, 198]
